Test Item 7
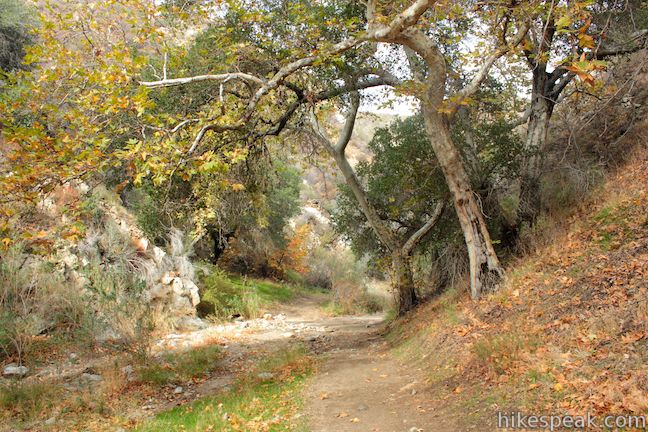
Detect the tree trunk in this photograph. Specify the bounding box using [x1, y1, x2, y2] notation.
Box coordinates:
[392, 250, 417, 314]
[313, 112, 419, 314]
[421, 106, 504, 299]
[519, 84, 553, 225]
[210, 229, 235, 264]
[400, 31, 503, 299]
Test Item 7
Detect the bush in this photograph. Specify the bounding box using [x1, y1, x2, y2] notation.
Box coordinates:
[198, 267, 262, 319]
[0, 381, 58, 419]
[0, 245, 86, 363]
[138, 345, 222, 386]
[473, 332, 539, 374]
[83, 261, 154, 358]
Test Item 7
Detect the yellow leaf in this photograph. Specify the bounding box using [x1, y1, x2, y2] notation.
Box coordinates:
[231, 183, 246, 192]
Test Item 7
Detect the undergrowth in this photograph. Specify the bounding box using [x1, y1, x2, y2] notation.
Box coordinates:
[135, 346, 314, 431]
[138, 345, 223, 386]
[384, 152, 648, 429]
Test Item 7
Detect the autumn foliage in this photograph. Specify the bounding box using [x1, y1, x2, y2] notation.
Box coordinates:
[388, 147, 648, 426]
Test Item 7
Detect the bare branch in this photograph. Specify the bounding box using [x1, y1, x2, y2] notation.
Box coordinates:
[142, 0, 438, 155]
[510, 106, 531, 128]
[336, 92, 360, 154]
[452, 22, 530, 108]
[171, 118, 199, 133]
[402, 201, 445, 255]
[258, 74, 401, 138]
[594, 29, 648, 58]
[140, 72, 265, 88]
[372, 0, 438, 40]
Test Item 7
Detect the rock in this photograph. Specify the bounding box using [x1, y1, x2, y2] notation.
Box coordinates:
[238, 321, 250, 329]
[161, 272, 175, 285]
[152, 246, 166, 264]
[357, 404, 369, 411]
[81, 373, 103, 382]
[410, 389, 417, 395]
[148, 283, 171, 301]
[3, 364, 29, 378]
[409, 428, 423, 432]
[183, 279, 200, 306]
[45, 417, 57, 425]
[171, 277, 185, 295]
[257, 372, 274, 380]
[95, 328, 122, 344]
[68, 352, 78, 362]
[176, 317, 208, 331]
[306, 335, 318, 342]
[174, 386, 183, 394]
[282, 332, 295, 338]
[262, 313, 273, 320]
[121, 365, 135, 381]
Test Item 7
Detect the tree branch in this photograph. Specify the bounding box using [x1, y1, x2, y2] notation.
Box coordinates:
[141, 0, 435, 157]
[402, 201, 445, 255]
[257, 73, 401, 138]
[336, 92, 360, 154]
[510, 106, 531, 127]
[594, 29, 648, 58]
[451, 22, 530, 112]
[140, 72, 265, 88]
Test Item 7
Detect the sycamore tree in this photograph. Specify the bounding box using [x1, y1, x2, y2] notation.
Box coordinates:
[135, 0, 535, 305]
[513, 0, 648, 223]
[309, 98, 445, 311]
[4, 0, 633, 308]
[331, 113, 450, 300]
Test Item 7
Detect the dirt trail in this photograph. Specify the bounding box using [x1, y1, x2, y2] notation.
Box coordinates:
[303, 325, 454, 432]
[146, 294, 453, 431]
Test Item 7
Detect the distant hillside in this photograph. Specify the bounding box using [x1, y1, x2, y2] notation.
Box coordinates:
[300, 111, 399, 207]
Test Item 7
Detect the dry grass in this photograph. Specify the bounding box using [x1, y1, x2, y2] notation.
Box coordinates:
[386, 149, 648, 428]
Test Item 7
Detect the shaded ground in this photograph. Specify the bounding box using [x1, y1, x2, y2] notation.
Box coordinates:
[141, 293, 451, 431]
[304, 333, 455, 432]
[2, 291, 448, 431]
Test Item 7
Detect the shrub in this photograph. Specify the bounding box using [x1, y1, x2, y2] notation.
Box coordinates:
[0, 381, 58, 419]
[83, 260, 155, 358]
[473, 332, 540, 374]
[0, 245, 86, 362]
[138, 345, 222, 386]
[198, 267, 262, 319]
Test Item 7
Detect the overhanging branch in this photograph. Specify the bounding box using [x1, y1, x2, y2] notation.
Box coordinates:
[140, 72, 265, 88]
[402, 201, 445, 255]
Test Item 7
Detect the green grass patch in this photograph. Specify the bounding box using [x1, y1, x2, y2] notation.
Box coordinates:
[135, 347, 314, 432]
[198, 265, 310, 320]
[0, 381, 59, 420]
[230, 276, 296, 303]
[138, 345, 223, 386]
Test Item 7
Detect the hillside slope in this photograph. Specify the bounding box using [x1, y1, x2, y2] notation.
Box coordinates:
[388, 147, 648, 429]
